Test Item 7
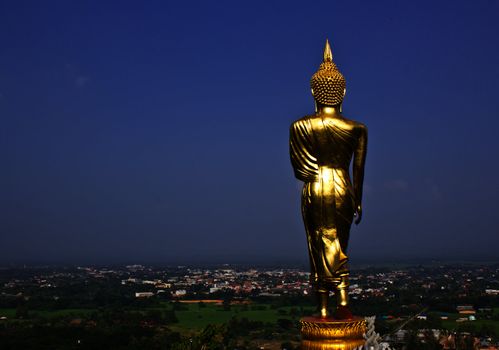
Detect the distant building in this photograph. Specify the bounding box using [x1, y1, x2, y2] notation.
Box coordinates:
[174, 290, 186, 297]
[456, 305, 476, 314]
[135, 292, 154, 298]
[69, 318, 83, 326]
[258, 292, 280, 297]
[478, 307, 493, 314]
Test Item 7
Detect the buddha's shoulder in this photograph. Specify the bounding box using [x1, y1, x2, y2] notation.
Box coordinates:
[291, 114, 367, 133]
[290, 115, 315, 129]
[341, 116, 367, 133]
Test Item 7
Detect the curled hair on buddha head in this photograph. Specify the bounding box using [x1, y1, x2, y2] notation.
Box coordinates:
[310, 39, 346, 106]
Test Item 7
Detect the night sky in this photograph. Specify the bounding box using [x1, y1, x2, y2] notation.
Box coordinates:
[1, 1, 498, 264]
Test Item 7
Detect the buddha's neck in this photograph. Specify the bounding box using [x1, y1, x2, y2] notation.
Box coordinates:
[316, 104, 342, 116]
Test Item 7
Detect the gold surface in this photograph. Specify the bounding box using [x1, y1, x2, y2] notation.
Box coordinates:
[301, 339, 365, 350]
[300, 317, 366, 350]
[290, 39, 368, 317]
[300, 317, 366, 340]
[310, 39, 346, 106]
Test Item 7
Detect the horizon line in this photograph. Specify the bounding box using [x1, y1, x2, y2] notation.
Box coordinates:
[1, 257, 498, 268]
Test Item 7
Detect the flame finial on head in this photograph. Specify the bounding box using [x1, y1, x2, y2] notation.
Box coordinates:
[323, 38, 333, 62]
[311, 38, 346, 106]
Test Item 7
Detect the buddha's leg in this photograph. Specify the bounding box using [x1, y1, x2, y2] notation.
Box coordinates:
[333, 200, 354, 318]
[302, 183, 337, 318]
[302, 183, 319, 288]
[302, 184, 328, 317]
[317, 289, 329, 318]
[336, 274, 349, 307]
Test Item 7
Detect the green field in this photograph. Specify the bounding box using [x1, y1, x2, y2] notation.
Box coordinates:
[171, 303, 309, 329]
[0, 303, 314, 330]
[3, 303, 497, 335]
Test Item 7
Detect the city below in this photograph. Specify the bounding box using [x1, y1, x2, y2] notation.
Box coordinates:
[1, 262, 498, 349]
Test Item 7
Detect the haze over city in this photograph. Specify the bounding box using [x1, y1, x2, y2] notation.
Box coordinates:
[1, 0, 499, 264]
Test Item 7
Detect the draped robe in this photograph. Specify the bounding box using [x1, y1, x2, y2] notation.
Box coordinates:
[290, 114, 363, 290]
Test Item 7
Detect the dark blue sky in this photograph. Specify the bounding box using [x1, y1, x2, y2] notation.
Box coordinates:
[1, 0, 498, 264]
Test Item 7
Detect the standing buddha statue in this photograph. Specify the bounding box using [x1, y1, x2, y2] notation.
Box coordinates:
[289, 39, 368, 320]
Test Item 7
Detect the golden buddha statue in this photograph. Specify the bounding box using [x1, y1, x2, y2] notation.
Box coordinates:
[290, 39, 368, 320]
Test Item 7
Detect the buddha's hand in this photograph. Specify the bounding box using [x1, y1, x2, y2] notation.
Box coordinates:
[354, 205, 362, 225]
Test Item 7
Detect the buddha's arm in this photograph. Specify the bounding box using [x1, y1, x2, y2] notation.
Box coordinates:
[353, 124, 368, 224]
[289, 121, 318, 182]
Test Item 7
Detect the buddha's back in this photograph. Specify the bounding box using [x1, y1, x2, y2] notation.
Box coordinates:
[306, 113, 360, 170]
[290, 113, 364, 182]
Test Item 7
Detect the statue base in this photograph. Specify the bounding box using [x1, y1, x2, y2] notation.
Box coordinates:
[300, 316, 366, 350]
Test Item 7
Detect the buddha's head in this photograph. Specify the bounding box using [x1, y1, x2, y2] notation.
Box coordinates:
[310, 39, 346, 107]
